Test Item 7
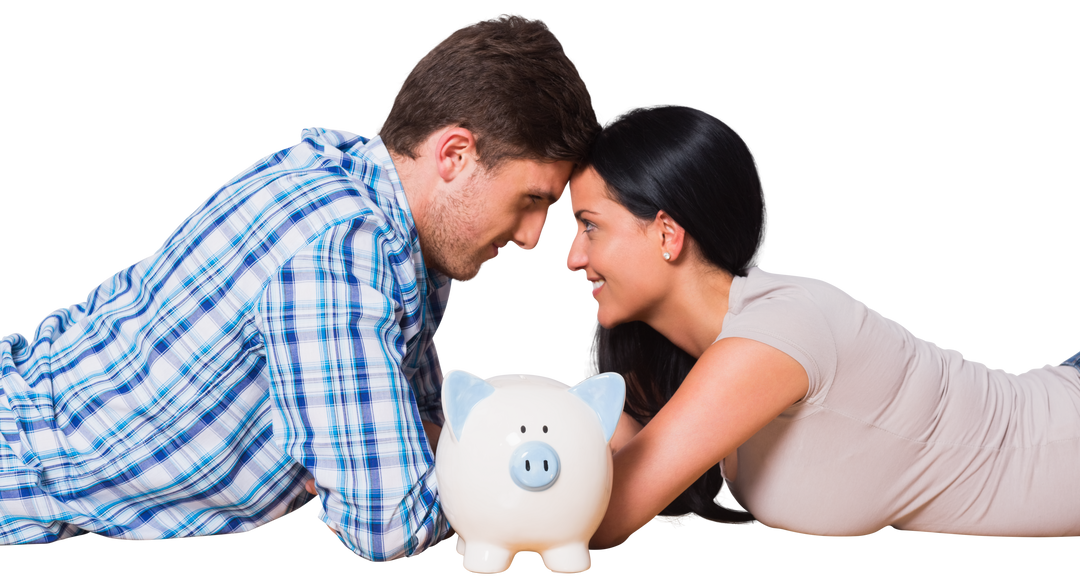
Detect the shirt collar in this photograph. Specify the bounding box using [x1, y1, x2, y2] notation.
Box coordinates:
[353, 135, 451, 291]
[295, 125, 451, 289]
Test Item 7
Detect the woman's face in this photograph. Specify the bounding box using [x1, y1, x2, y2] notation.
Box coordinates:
[567, 167, 668, 329]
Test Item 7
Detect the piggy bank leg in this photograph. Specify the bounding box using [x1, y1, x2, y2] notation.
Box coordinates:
[540, 542, 591, 573]
[462, 542, 515, 573]
[456, 535, 466, 556]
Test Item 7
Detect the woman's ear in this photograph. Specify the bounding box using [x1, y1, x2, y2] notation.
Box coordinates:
[652, 208, 686, 259]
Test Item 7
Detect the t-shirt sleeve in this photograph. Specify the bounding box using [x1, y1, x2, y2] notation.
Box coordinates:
[256, 218, 448, 560]
[716, 286, 838, 405]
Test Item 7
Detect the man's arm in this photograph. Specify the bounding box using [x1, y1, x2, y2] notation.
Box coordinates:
[308, 423, 455, 546]
[416, 418, 455, 548]
[259, 219, 447, 561]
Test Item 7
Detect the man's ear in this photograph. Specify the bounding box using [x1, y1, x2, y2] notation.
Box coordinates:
[434, 127, 478, 182]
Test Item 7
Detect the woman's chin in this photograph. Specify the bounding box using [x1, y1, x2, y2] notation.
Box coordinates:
[596, 310, 623, 330]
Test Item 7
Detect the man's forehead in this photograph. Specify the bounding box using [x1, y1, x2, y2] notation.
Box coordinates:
[526, 159, 575, 197]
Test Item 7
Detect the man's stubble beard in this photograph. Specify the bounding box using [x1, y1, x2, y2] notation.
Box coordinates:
[420, 176, 489, 281]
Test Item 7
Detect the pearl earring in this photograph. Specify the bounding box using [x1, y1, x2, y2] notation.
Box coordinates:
[663, 252, 671, 261]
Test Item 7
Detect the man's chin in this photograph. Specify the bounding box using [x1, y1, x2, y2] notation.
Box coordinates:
[444, 261, 488, 284]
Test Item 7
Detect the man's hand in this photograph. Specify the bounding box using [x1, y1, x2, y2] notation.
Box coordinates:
[304, 423, 442, 541]
[422, 419, 442, 453]
[302, 479, 337, 536]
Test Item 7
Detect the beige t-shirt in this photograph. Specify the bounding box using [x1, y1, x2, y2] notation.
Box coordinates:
[717, 268, 1080, 536]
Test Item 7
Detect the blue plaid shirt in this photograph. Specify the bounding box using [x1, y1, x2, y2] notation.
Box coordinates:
[0, 129, 451, 560]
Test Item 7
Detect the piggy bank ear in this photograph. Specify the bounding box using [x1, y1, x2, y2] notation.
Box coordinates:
[568, 372, 626, 443]
[442, 370, 495, 442]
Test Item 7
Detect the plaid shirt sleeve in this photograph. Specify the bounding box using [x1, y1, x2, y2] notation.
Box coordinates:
[257, 216, 445, 561]
[402, 288, 448, 428]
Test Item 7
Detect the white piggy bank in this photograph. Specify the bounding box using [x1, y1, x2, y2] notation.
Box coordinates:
[435, 370, 625, 573]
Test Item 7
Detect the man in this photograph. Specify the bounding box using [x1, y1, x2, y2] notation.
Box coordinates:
[0, 16, 599, 560]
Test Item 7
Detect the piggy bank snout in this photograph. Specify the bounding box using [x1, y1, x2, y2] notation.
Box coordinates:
[509, 441, 561, 492]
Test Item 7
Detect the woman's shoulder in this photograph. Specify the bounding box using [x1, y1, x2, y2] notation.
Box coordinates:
[725, 268, 861, 341]
[728, 267, 855, 314]
[720, 267, 850, 404]
[727, 267, 871, 337]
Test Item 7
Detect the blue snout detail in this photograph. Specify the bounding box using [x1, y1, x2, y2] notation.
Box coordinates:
[509, 441, 560, 492]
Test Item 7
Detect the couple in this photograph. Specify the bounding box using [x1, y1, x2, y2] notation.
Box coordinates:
[3, 16, 1080, 559]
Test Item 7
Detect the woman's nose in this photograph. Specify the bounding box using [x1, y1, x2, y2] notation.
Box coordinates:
[566, 233, 587, 271]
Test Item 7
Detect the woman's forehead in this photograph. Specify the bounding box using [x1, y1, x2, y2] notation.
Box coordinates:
[569, 167, 612, 205]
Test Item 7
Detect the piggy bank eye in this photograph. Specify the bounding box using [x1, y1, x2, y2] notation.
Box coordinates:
[520, 425, 526, 433]
[543, 425, 548, 433]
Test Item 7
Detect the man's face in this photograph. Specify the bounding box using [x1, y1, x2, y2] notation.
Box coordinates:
[423, 158, 574, 280]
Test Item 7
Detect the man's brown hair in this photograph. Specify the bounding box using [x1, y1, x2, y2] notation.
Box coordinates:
[381, 16, 600, 167]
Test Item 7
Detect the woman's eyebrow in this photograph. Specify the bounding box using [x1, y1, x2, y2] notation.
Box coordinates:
[574, 209, 597, 220]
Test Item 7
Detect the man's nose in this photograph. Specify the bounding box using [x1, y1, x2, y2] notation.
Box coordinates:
[513, 210, 547, 250]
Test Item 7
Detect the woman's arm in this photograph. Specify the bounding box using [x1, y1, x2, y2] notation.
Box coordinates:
[609, 412, 644, 454]
[590, 336, 808, 549]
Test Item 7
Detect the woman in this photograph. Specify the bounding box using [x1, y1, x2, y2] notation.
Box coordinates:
[568, 106, 1080, 548]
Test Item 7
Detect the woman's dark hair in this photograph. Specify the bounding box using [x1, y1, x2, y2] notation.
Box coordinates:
[589, 106, 764, 524]
[381, 15, 600, 167]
